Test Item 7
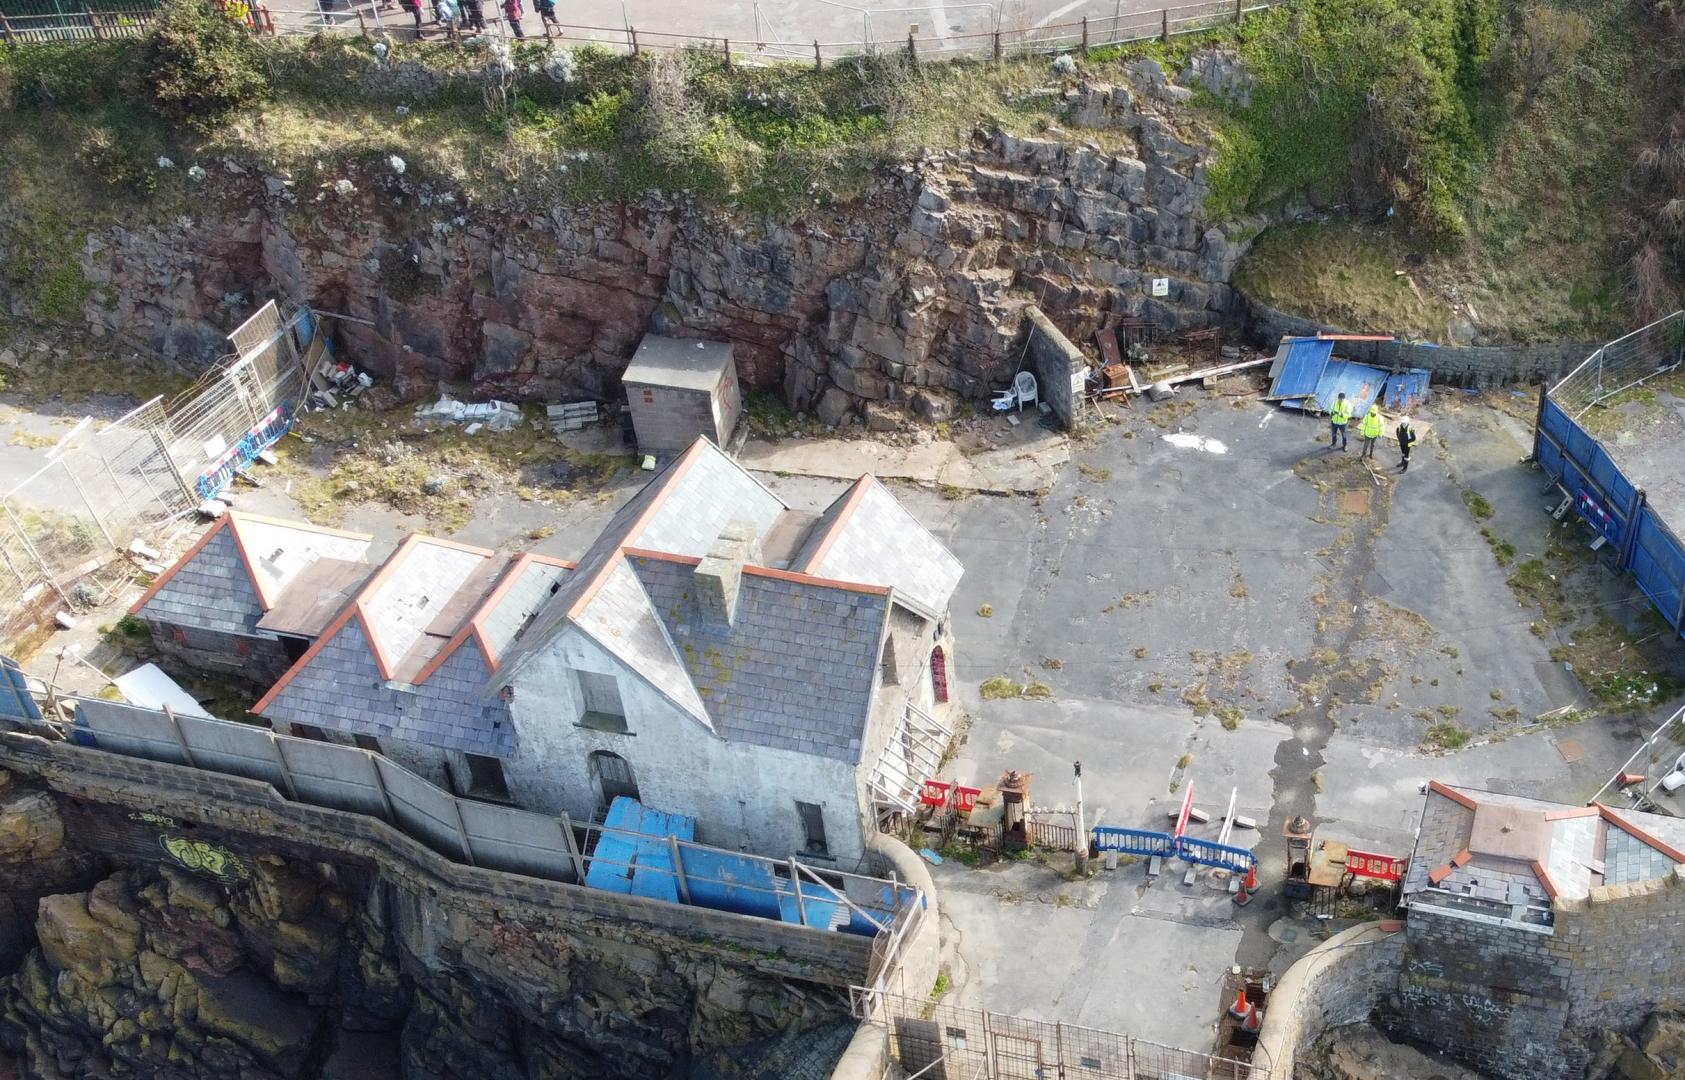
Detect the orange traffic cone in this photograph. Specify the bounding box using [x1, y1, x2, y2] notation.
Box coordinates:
[1243, 1004, 1263, 1033]
[1232, 862, 1260, 907]
[1228, 986, 1254, 1022]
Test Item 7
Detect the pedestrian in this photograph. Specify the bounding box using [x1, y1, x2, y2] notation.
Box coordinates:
[1395, 416, 1418, 473]
[432, 0, 458, 31]
[1358, 405, 1384, 460]
[460, 0, 485, 32]
[533, 0, 557, 32]
[1328, 392, 1352, 452]
[501, 0, 524, 36]
[399, 0, 423, 33]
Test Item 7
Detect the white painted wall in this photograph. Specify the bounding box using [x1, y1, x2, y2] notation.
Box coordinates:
[504, 625, 870, 867]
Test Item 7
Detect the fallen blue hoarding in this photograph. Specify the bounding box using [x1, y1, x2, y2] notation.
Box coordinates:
[1267, 337, 1431, 416]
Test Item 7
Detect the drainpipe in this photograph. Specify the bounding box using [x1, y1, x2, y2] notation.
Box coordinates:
[1074, 760, 1088, 876]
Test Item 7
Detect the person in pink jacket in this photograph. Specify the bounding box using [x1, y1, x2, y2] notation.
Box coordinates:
[501, 0, 524, 36]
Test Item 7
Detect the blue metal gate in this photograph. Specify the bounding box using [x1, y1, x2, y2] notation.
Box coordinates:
[1090, 826, 1256, 872]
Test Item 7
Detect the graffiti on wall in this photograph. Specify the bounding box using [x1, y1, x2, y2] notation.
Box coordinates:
[159, 835, 252, 883]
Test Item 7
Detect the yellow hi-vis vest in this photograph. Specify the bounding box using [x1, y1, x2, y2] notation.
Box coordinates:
[1360, 409, 1384, 439]
[1330, 399, 1352, 426]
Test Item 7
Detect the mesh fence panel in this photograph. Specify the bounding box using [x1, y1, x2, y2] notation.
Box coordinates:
[1549, 312, 1685, 418]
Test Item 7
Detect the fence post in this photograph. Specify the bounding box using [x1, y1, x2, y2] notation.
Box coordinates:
[993, 28, 1001, 59]
[367, 751, 398, 824]
[89, 11, 104, 39]
[788, 858, 808, 926]
[558, 811, 587, 882]
[162, 705, 197, 768]
[906, 29, 915, 62]
[1235, 0, 1243, 22]
[356, 9, 368, 36]
[1161, 7, 1169, 41]
[62, 466, 117, 551]
[1080, 16, 1088, 56]
[268, 731, 299, 800]
[722, 37, 731, 69]
[149, 429, 197, 507]
[668, 837, 691, 903]
[813, 39, 822, 69]
[982, 1009, 998, 1076]
[449, 795, 477, 867]
[0, 13, 13, 42]
[0, 501, 72, 609]
[628, 25, 638, 54]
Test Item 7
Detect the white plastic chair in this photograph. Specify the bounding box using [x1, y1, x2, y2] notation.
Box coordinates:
[992, 371, 1039, 413]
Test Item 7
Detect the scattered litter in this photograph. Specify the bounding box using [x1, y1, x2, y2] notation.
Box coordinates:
[255, 449, 279, 467]
[1147, 381, 1176, 402]
[1164, 432, 1228, 455]
[1231, 815, 1258, 830]
[126, 539, 160, 562]
[414, 393, 521, 432]
[641, 454, 657, 470]
[920, 847, 943, 865]
[1007, 413, 1021, 427]
[464, 422, 483, 436]
[197, 499, 229, 519]
[54, 612, 77, 631]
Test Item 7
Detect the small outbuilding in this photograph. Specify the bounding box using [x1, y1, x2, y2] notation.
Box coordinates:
[622, 334, 742, 454]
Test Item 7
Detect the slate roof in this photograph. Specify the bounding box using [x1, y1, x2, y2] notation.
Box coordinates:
[631, 552, 892, 762]
[792, 476, 964, 620]
[130, 512, 373, 639]
[622, 333, 733, 392]
[1404, 782, 1685, 910]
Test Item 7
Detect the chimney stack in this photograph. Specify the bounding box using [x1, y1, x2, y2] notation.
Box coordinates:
[692, 520, 757, 625]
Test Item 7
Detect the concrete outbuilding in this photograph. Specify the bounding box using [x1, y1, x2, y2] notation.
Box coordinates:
[622, 334, 742, 454]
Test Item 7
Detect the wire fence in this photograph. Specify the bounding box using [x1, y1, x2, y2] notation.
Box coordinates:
[1549, 311, 1685, 419]
[3, 0, 1276, 63]
[854, 989, 1257, 1080]
[0, 302, 315, 650]
[1591, 703, 1685, 815]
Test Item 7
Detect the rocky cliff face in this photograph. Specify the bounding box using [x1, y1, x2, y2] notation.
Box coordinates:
[44, 61, 1253, 423]
[0, 771, 851, 1079]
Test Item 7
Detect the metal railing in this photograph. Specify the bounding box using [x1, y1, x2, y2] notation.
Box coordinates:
[0, 685, 923, 943]
[1549, 311, 1685, 419]
[0, 3, 156, 41]
[853, 989, 1256, 1079]
[3, 0, 1276, 63]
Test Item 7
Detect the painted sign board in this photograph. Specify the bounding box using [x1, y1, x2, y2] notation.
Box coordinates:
[1345, 848, 1407, 882]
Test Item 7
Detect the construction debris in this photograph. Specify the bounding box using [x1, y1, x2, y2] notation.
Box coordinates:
[414, 394, 521, 432]
[547, 401, 599, 433]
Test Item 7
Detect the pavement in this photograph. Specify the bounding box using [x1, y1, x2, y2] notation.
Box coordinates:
[739, 418, 1068, 495]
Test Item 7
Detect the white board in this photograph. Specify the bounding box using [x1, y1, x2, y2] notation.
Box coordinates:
[112, 664, 214, 720]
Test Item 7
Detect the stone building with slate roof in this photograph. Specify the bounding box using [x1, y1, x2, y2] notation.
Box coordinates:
[1386, 781, 1685, 1079]
[128, 511, 373, 684]
[252, 536, 573, 799]
[491, 436, 963, 864]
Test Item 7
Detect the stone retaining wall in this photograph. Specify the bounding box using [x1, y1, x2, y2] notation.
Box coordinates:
[1253, 921, 1405, 1078]
[1023, 305, 1087, 429]
[1242, 292, 1593, 389]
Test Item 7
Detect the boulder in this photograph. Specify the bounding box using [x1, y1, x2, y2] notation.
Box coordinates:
[815, 386, 854, 427]
[0, 791, 64, 859]
[191, 967, 322, 1076]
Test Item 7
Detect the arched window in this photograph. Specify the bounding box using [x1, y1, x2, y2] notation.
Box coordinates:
[931, 646, 949, 704]
[588, 750, 640, 815]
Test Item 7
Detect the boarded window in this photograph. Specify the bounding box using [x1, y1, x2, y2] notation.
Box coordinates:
[578, 670, 627, 732]
[880, 634, 899, 685]
[353, 735, 381, 753]
[797, 801, 829, 856]
[589, 750, 639, 813]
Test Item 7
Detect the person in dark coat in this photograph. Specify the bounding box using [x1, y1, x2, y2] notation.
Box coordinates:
[533, 0, 557, 31]
[399, 0, 423, 33]
[501, 0, 524, 36]
[1395, 416, 1418, 473]
[460, 0, 485, 32]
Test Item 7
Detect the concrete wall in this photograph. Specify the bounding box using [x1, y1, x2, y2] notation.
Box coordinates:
[505, 626, 871, 865]
[1242, 291, 1593, 389]
[626, 382, 721, 454]
[145, 621, 295, 687]
[1023, 305, 1087, 429]
[1382, 871, 1685, 1080]
[1254, 921, 1405, 1079]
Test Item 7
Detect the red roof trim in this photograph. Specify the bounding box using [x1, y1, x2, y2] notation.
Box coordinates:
[743, 564, 892, 596]
[1428, 781, 1479, 810]
[1451, 849, 1473, 868]
[802, 474, 873, 575]
[1597, 804, 1685, 864]
[1531, 860, 1560, 900]
[1428, 863, 1454, 885]
[623, 547, 703, 566]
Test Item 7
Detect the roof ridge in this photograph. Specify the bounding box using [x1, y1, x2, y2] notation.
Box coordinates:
[127, 516, 236, 617]
[801, 474, 873, 574]
[225, 510, 375, 542]
[412, 551, 563, 684]
[743, 563, 892, 596]
[1596, 803, 1685, 864]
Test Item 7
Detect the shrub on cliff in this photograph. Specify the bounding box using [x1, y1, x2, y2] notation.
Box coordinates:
[141, 0, 269, 129]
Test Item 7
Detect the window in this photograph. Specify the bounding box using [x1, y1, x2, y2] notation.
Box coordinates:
[291, 723, 328, 741]
[462, 754, 512, 802]
[797, 801, 829, 856]
[879, 634, 899, 686]
[931, 645, 949, 704]
[353, 735, 381, 753]
[578, 670, 627, 732]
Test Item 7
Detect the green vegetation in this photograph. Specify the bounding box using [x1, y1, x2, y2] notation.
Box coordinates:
[1461, 489, 1494, 520]
[1233, 0, 1640, 342]
[1550, 617, 1685, 709]
[142, 0, 270, 127]
[1423, 720, 1472, 751]
[979, 675, 1052, 700]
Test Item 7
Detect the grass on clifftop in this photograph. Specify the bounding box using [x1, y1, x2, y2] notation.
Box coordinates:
[1232, 0, 1637, 344]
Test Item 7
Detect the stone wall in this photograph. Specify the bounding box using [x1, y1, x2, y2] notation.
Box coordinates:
[1242, 291, 1593, 388]
[1253, 921, 1405, 1079]
[1381, 870, 1685, 1080]
[0, 731, 892, 1079]
[4, 68, 1255, 424]
[1022, 305, 1087, 429]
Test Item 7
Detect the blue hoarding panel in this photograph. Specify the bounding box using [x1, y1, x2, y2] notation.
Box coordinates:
[1268, 338, 1334, 400]
[585, 796, 696, 901]
[0, 657, 41, 724]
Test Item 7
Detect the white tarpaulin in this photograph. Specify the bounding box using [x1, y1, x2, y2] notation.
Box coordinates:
[112, 664, 214, 719]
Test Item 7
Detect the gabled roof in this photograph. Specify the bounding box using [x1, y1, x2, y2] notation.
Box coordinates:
[792, 475, 964, 621]
[493, 437, 787, 711]
[253, 534, 496, 715]
[630, 551, 893, 762]
[130, 512, 373, 638]
[1405, 781, 1685, 908]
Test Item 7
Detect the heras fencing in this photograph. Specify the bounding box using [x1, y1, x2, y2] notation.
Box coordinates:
[1533, 312, 1685, 637]
[853, 990, 1257, 1080]
[0, 301, 316, 648]
[4, 0, 1276, 63]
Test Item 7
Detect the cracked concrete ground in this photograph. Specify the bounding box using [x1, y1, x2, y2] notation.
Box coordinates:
[920, 386, 1682, 1056]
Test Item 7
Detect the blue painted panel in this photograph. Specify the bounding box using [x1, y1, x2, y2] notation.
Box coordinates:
[1630, 511, 1685, 630]
[1091, 826, 1177, 856]
[1177, 835, 1256, 872]
[1268, 338, 1334, 400]
[677, 846, 781, 919]
[0, 657, 41, 724]
[1382, 369, 1431, 412]
[585, 796, 696, 901]
[1289, 359, 1385, 416]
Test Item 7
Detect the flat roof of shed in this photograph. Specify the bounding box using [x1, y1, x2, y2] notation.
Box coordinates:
[623, 333, 733, 391]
